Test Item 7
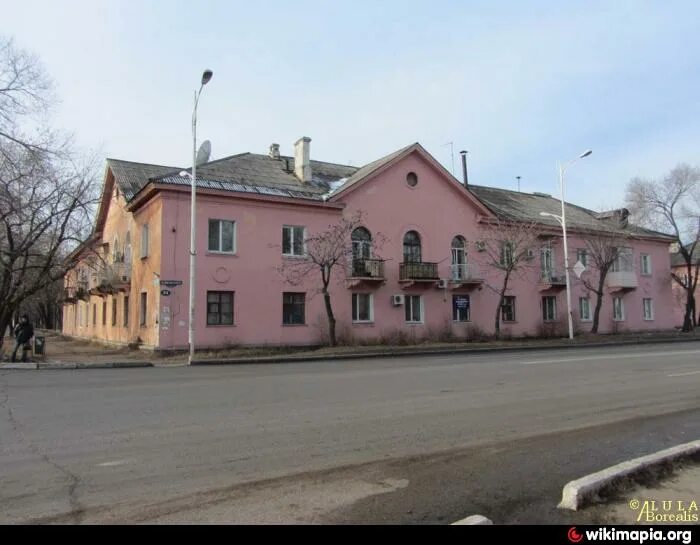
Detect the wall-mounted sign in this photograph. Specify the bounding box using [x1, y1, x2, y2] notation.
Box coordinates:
[160, 280, 183, 287]
[160, 289, 171, 296]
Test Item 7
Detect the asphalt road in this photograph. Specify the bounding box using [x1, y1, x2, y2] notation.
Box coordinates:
[1, 342, 699, 524]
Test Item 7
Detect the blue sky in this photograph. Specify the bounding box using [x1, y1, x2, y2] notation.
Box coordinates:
[4, 0, 700, 209]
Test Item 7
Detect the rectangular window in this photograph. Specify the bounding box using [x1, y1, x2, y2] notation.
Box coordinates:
[579, 297, 591, 321]
[352, 293, 373, 323]
[502, 296, 516, 322]
[112, 299, 117, 326]
[542, 296, 557, 321]
[613, 296, 625, 321]
[282, 225, 306, 256]
[123, 296, 129, 327]
[452, 295, 470, 322]
[576, 249, 588, 268]
[612, 247, 633, 272]
[207, 291, 234, 325]
[643, 298, 654, 320]
[500, 242, 514, 267]
[541, 246, 554, 278]
[92, 303, 96, 326]
[140, 224, 149, 258]
[140, 292, 147, 326]
[405, 295, 423, 323]
[208, 219, 236, 253]
[102, 301, 107, 326]
[78, 304, 83, 327]
[282, 292, 306, 325]
[640, 254, 652, 275]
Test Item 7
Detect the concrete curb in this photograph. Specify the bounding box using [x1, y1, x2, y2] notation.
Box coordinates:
[35, 361, 153, 370]
[190, 336, 700, 366]
[558, 439, 700, 511]
[451, 515, 493, 525]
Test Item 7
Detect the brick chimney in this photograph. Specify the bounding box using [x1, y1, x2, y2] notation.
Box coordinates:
[294, 137, 312, 183]
[269, 143, 280, 160]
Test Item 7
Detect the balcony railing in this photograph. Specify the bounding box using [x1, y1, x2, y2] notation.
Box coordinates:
[400, 262, 439, 281]
[607, 271, 638, 289]
[540, 269, 567, 286]
[450, 264, 482, 282]
[349, 258, 385, 279]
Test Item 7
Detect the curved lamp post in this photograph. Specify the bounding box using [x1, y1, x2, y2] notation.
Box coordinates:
[540, 149, 592, 340]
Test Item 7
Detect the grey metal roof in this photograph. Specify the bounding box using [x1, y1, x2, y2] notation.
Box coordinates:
[106, 158, 180, 201]
[468, 184, 674, 240]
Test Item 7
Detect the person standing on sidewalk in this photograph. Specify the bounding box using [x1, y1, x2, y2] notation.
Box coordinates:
[11, 315, 34, 362]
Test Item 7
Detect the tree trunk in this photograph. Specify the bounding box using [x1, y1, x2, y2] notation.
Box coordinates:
[591, 277, 607, 334]
[323, 288, 336, 346]
[494, 272, 511, 338]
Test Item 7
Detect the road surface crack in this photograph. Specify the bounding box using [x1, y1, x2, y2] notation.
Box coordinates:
[0, 374, 85, 523]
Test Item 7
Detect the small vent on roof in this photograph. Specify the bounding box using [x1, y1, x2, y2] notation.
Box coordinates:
[532, 192, 551, 198]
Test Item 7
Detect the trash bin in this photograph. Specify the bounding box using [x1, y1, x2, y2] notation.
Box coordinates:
[34, 336, 45, 356]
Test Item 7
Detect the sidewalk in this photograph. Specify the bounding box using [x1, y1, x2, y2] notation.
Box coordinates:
[1, 329, 699, 369]
[584, 462, 699, 525]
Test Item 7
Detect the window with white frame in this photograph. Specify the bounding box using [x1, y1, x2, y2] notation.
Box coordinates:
[643, 298, 654, 320]
[452, 294, 470, 322]
[640, 254, 652, 275]
[502, 296, 516, 322]
[352, 293, 373, 322]
[405, 295, 423, 323]
[579, 297, 592, 321]
[613, 296, 625, 321]
[282, 225, 306, 256]
[140, 224, 149, 258]
[576, 248, 588, 268]
[208, 219, 236, 253]
[542, 296, 557, 321]
[612, 247, 633, 272]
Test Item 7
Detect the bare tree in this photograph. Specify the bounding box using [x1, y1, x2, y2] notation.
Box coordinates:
[277, 211, 382, 346]
[479, 219, 541, 337]
[626, 164, 700, 331]
[577, 227, 630, 333]
[0, 36, 99, 351]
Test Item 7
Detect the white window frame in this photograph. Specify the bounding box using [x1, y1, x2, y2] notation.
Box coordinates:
[640, 254, 652, 276]
[452, 294, 471, 322]
[352, 293, 374, 323]
[405, 295, 423, 324]
[208, 219, 237, 254]
[282, 225, 306, 257]
[140, 224, 149, 259]
[576, 248, 588, 268]
[579, 297, 592, 321]
[542, 296, 557, 322]
[613, 296, 625, 321]
[501, 296, 516, 322]
[643, 298, 654, 321]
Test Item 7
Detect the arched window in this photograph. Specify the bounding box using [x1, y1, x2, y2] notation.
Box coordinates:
[403, 231, 422, 263]
[124, 231, 132, 265]
[451, 236, 467, 280]
[351, 227, 372, 277]
[112, 236, 121, 263]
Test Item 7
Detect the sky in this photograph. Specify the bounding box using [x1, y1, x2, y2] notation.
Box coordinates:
[3, 0, 700, 210]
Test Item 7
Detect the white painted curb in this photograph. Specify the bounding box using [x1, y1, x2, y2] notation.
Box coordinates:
[451, 514, 493, 525]
[558, 439, 700, 511]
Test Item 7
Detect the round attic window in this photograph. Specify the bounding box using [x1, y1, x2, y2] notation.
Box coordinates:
[406, 172, 418, 187]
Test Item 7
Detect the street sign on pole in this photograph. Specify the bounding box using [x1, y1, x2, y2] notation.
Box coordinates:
[573, 260, 586, 278]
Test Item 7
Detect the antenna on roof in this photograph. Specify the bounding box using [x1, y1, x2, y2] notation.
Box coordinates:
[443, 141, 455, 176]
[196, 140, 211, 166]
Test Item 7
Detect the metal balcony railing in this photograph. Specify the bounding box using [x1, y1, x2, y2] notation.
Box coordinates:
[350, 258, 385, 279]
[450, 264, 481, 282]
[399, 262, 439, 281]
[607, 271, 638, 289]
[540, 269, 567, 285]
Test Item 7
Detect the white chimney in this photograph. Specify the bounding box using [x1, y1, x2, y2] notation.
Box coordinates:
[294, 136, 312, 183]
[269, 143, 280, 160]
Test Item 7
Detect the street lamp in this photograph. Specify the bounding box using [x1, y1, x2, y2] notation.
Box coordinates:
[185, 69, 213, 364]
[539, 149, 592, 340]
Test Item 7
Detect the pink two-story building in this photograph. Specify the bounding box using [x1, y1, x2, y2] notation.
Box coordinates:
[62, 139, 675, 350]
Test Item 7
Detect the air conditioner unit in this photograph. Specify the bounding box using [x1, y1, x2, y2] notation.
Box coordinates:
[391, 294, 405, 306]
[526, 249, 535, 260]
[475, 241, 486, 252]
[436, 279, 448, 289]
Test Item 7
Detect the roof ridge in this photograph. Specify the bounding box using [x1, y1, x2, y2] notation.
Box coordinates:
[106, 157, 180, 169]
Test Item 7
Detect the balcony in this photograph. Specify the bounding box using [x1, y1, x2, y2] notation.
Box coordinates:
[64, 287, 77, 303]
[607, 270, 638, 291]
[89, 263, 131, 296]
[399, 262, 439, 287]
[539, 270, 567, 290]
[76, 282, 89, 301]
[449, 264, 483, 288]
[347, 258, 385, 288]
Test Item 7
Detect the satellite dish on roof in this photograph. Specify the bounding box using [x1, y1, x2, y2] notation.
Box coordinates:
[196, 140, 211, 166]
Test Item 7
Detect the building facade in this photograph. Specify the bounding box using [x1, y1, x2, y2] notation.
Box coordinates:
[62, 140, 676, 350]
